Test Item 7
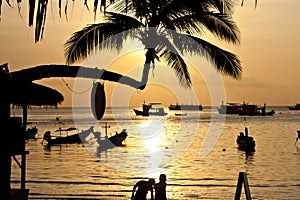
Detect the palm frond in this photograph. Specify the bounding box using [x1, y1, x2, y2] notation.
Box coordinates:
[166, 14, 205, 35]
[104, 11, 144, 27]
[197, 12, 240, 44]
[65, 12, 144, 64]
[159, 50, 192, 88]
[206, 0, 237, 14]
[188, 35, 242, 79]
[35, 0, 48, 43]
[29, 0, 35, 26]
[168, 12, 240, 45]
[158, 0, 239, 44]
[170, 33, 241, 79]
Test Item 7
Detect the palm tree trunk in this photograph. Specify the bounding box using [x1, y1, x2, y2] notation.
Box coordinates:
[138, 48, 156, 90]
[11, 65, 147, 89]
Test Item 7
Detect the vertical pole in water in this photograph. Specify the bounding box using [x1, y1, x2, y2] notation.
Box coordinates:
[245, 127, 248, 137]
[105, 122, 108, 137]
[103, 122, 110, 137]
[235, 172, 252, 200]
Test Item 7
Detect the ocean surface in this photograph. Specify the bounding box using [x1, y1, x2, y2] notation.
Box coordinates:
[10, 106, 300, 199]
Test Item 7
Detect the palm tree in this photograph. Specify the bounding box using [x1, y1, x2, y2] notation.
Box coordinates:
[0, 0, 256, 42]
[65, 0, 242, 90]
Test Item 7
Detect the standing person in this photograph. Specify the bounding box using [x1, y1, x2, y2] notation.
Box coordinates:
[154, 174, 167, 200]
[131, 178, 155, 200]
[295, 130, 300, 145]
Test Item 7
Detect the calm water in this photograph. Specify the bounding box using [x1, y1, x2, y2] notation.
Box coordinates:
[10, 106, 300, 199]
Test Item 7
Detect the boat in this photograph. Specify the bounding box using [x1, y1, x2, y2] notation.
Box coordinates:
[107, 129, 128, 146]
[168, 104, 203, 111]
[217, 102, 275, 116]
[25, 126, 38, 139]
[217, 102, 242, 114]
[42, 126, 127, 146]
[175, 113, 187, 116]
[42, 127, 89, 145]
[236, 127, 256, 152]
[238, 103, 275, 116]
[288, 103, 300, 110]
[148, 103, 167, 116]
[133, 102, 167, 116]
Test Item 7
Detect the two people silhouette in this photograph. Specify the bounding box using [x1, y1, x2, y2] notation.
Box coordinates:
[131, 174, 167, 200]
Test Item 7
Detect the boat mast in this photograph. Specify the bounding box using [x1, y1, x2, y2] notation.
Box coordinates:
[102, 122, 110, 137]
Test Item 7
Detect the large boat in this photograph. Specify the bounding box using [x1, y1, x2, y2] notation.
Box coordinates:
[217, 102, 242, 114]
[168, 103, 203, 111]
[133, 102, 167, 116]
[288, 103, 300, 110]
[217, 102, 275, 116]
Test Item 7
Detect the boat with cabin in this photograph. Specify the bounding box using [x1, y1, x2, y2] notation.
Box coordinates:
[217, 102, 275, 116]
[133, 102, 167, 116]
[168, 103, 203, 111]
[288, 103, 300, 110]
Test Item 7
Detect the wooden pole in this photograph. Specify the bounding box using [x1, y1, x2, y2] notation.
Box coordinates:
[103, 122, 110, 137]
[235, 172, 252, 200]
[21, 153, 26, 190]
[0, 64, 12, 199]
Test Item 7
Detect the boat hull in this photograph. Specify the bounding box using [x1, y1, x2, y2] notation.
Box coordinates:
[133, 103, 167, 116]
[217, 102, 275, 116]
[288, 105, 300, 110]
[236, 135, 256, 152]
[44, 127, 127, 147]
[169, 104, 203, 111]
[108, 131, 127, 146]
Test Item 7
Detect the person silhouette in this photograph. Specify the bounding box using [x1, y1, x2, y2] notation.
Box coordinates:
[131, 178, 155, 200]
[154, 174, 167, 200]
[295, 130, 300, 145]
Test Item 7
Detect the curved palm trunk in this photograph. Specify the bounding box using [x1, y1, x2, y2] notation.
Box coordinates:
[11, 65, 147, 89]
[139, 48, 156, 90]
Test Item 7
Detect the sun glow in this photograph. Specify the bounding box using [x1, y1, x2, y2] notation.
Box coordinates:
[137, 118, 167, 153]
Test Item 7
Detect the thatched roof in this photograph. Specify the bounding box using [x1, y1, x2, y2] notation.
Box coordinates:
[8, 81, 64, 106]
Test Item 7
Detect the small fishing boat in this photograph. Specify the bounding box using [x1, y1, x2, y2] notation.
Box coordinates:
[25, 126, 38, 139]
[175, 113, 187, 116]
[43, 126, 127, 146]
[107, 129, 128, 146]
[236, 127, 256, 152]
[42, 127, 88, 145]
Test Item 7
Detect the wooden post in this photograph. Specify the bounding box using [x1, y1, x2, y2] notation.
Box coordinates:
[103, 122, 110, 137]
[0, 63, 12, 199]
[235, 172, 252, 200]
[21, 153, 26, 190]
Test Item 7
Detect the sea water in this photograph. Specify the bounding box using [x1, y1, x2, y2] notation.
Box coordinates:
[10, 106, 300, 199]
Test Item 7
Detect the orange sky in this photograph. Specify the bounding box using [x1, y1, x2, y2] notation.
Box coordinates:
[0, 0, 300, 107]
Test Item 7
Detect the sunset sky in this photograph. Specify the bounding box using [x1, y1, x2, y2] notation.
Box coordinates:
[0, 0, 299, 107]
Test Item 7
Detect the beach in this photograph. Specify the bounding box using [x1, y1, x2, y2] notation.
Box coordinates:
[10, 106, 300, 199]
